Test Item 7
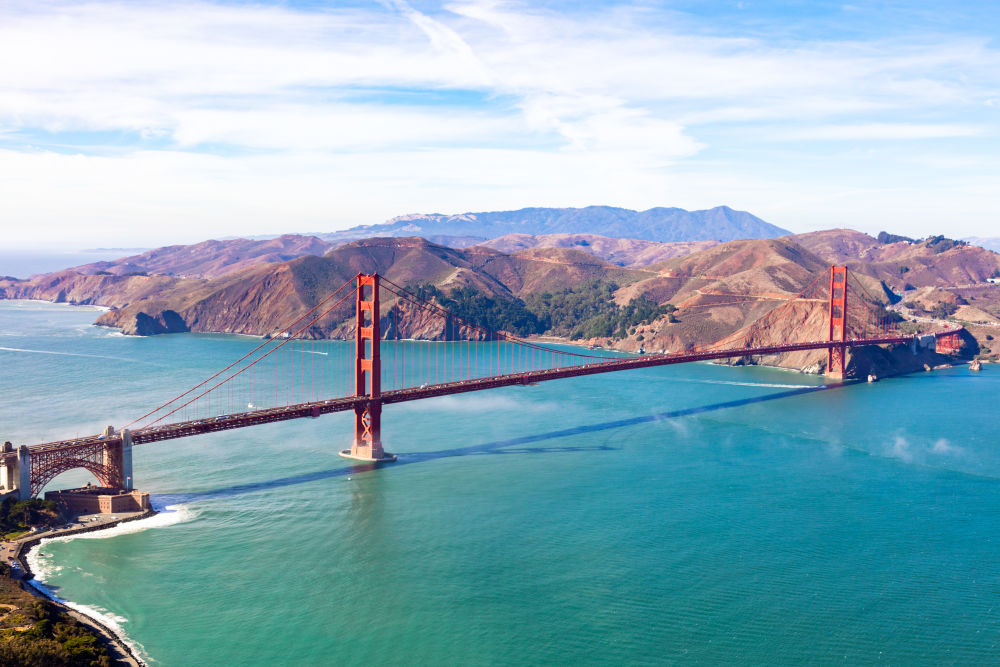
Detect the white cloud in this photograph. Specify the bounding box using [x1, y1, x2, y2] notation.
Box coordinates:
[782, 123, 984, 141]
[0, 0, 998, 246]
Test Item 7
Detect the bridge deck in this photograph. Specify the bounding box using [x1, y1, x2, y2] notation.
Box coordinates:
[19, 334, 925, 454]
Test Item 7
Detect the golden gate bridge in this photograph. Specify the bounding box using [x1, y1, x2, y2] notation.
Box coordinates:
[0, 266, 963, 498]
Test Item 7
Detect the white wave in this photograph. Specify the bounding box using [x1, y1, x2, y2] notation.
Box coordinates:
[883, 434, 964, 465]
[23, 503, 197, 665]
[25, 575, 150, 665]
[44, 504, 198, 547]
[300, 350, 329, 356]
[932, 438, 958, 454]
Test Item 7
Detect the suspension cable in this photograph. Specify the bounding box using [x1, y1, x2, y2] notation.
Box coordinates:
[128, 277, 358, 429]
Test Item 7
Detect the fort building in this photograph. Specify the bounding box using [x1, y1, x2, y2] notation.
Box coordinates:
[45, 485, 150, 514]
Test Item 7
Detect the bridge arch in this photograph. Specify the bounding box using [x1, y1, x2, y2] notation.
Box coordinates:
[29, 441, 123, 497]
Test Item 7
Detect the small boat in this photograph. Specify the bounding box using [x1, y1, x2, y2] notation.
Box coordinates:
[867, 374, 878, 383]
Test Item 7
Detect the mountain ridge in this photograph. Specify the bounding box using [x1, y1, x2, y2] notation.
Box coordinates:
[2, 228, 996, 369]
[313, 205, 790, 244]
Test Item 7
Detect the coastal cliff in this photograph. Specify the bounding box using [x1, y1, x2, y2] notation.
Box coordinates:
[2, 231, 993, 373]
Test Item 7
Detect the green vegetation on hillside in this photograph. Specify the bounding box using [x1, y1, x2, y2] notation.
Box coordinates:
[407, 280, 674, 340]
[0, 498, 62, 539]
[902, 300, 959, 320]
[930, 303, 959, 319]
[923, 235, 968, 254]
[406, 284, 544, 336]
[524, 280, 620, 335]
[0, 566, 113, 667]
[524, 281, 672, 340]
[877, 231, 915, 245]
[876, 231, 969, 254]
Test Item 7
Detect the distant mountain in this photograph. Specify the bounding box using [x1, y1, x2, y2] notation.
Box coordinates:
[315, 206, 789, 244]
[965, 237, 1000, 253]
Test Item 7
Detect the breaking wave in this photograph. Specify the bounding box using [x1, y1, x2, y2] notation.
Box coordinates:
[24, 502, 199, 665]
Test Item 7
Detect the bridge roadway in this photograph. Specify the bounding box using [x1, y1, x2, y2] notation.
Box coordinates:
[17, 334, 923, 455]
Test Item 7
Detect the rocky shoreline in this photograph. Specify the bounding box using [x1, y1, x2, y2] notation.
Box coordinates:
[5, 509, 158, 666]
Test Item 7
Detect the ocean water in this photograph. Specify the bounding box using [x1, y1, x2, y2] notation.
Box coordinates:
[2, 299, 999, 665]
[0, 250, 136, 279]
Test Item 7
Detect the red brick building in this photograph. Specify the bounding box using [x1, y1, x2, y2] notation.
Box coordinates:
[45, 486, 150, 514]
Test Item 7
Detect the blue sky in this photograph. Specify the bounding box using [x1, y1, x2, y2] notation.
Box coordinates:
[0, 0, 997, 248]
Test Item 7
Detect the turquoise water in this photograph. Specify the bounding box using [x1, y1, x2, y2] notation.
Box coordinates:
[2, 299, 999, 664]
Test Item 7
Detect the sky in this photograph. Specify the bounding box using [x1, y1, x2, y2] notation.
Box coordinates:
[0, 0, 997, 249]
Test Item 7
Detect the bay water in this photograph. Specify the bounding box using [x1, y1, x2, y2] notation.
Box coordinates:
[1, 300, 998, 664]
[0, 250, 140, 280]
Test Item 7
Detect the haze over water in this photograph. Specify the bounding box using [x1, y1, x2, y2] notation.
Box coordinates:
[2, 300, 998, 665]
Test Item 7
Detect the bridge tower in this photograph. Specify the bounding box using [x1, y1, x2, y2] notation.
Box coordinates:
[827, 266, 848, 378]
[340, 274, 396, 463]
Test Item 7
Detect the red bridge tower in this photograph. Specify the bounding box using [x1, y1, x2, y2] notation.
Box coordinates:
[339, 274, 396, 463]
[827, 266, 848, 378]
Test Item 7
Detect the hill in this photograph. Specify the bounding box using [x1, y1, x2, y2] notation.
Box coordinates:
[31, 207, 784, 285]
[0, 560, 117, 666]
[49, 230, 715, 283]
[478, 234, 719, 267]
[609, 239, 833, 362]
[0, 238, 649, 337]
[0, 235, 870, 371]
[2, 229, 989, 372]
[69, 234, 335, 279]
[965, 237, 1000, 253]
[790, 229, 1000, 290]
[315, 205, 789, 244]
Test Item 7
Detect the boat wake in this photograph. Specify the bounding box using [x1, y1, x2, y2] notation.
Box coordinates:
[682, 378, 821, 389]
[0, 345, 142, 364]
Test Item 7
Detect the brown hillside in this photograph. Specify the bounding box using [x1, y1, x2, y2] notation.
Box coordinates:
[791, 230, 1000, 290]
[479, 233, 719, 267]
[465, 246, 647, 296]
[786, 229, 880, 264]
[0, 270, 209, 309]
[7, 238, 645, 338]
[1, 230, 974, 373]
[73, 234, 334, 279]
[609, 238, 839, 370]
